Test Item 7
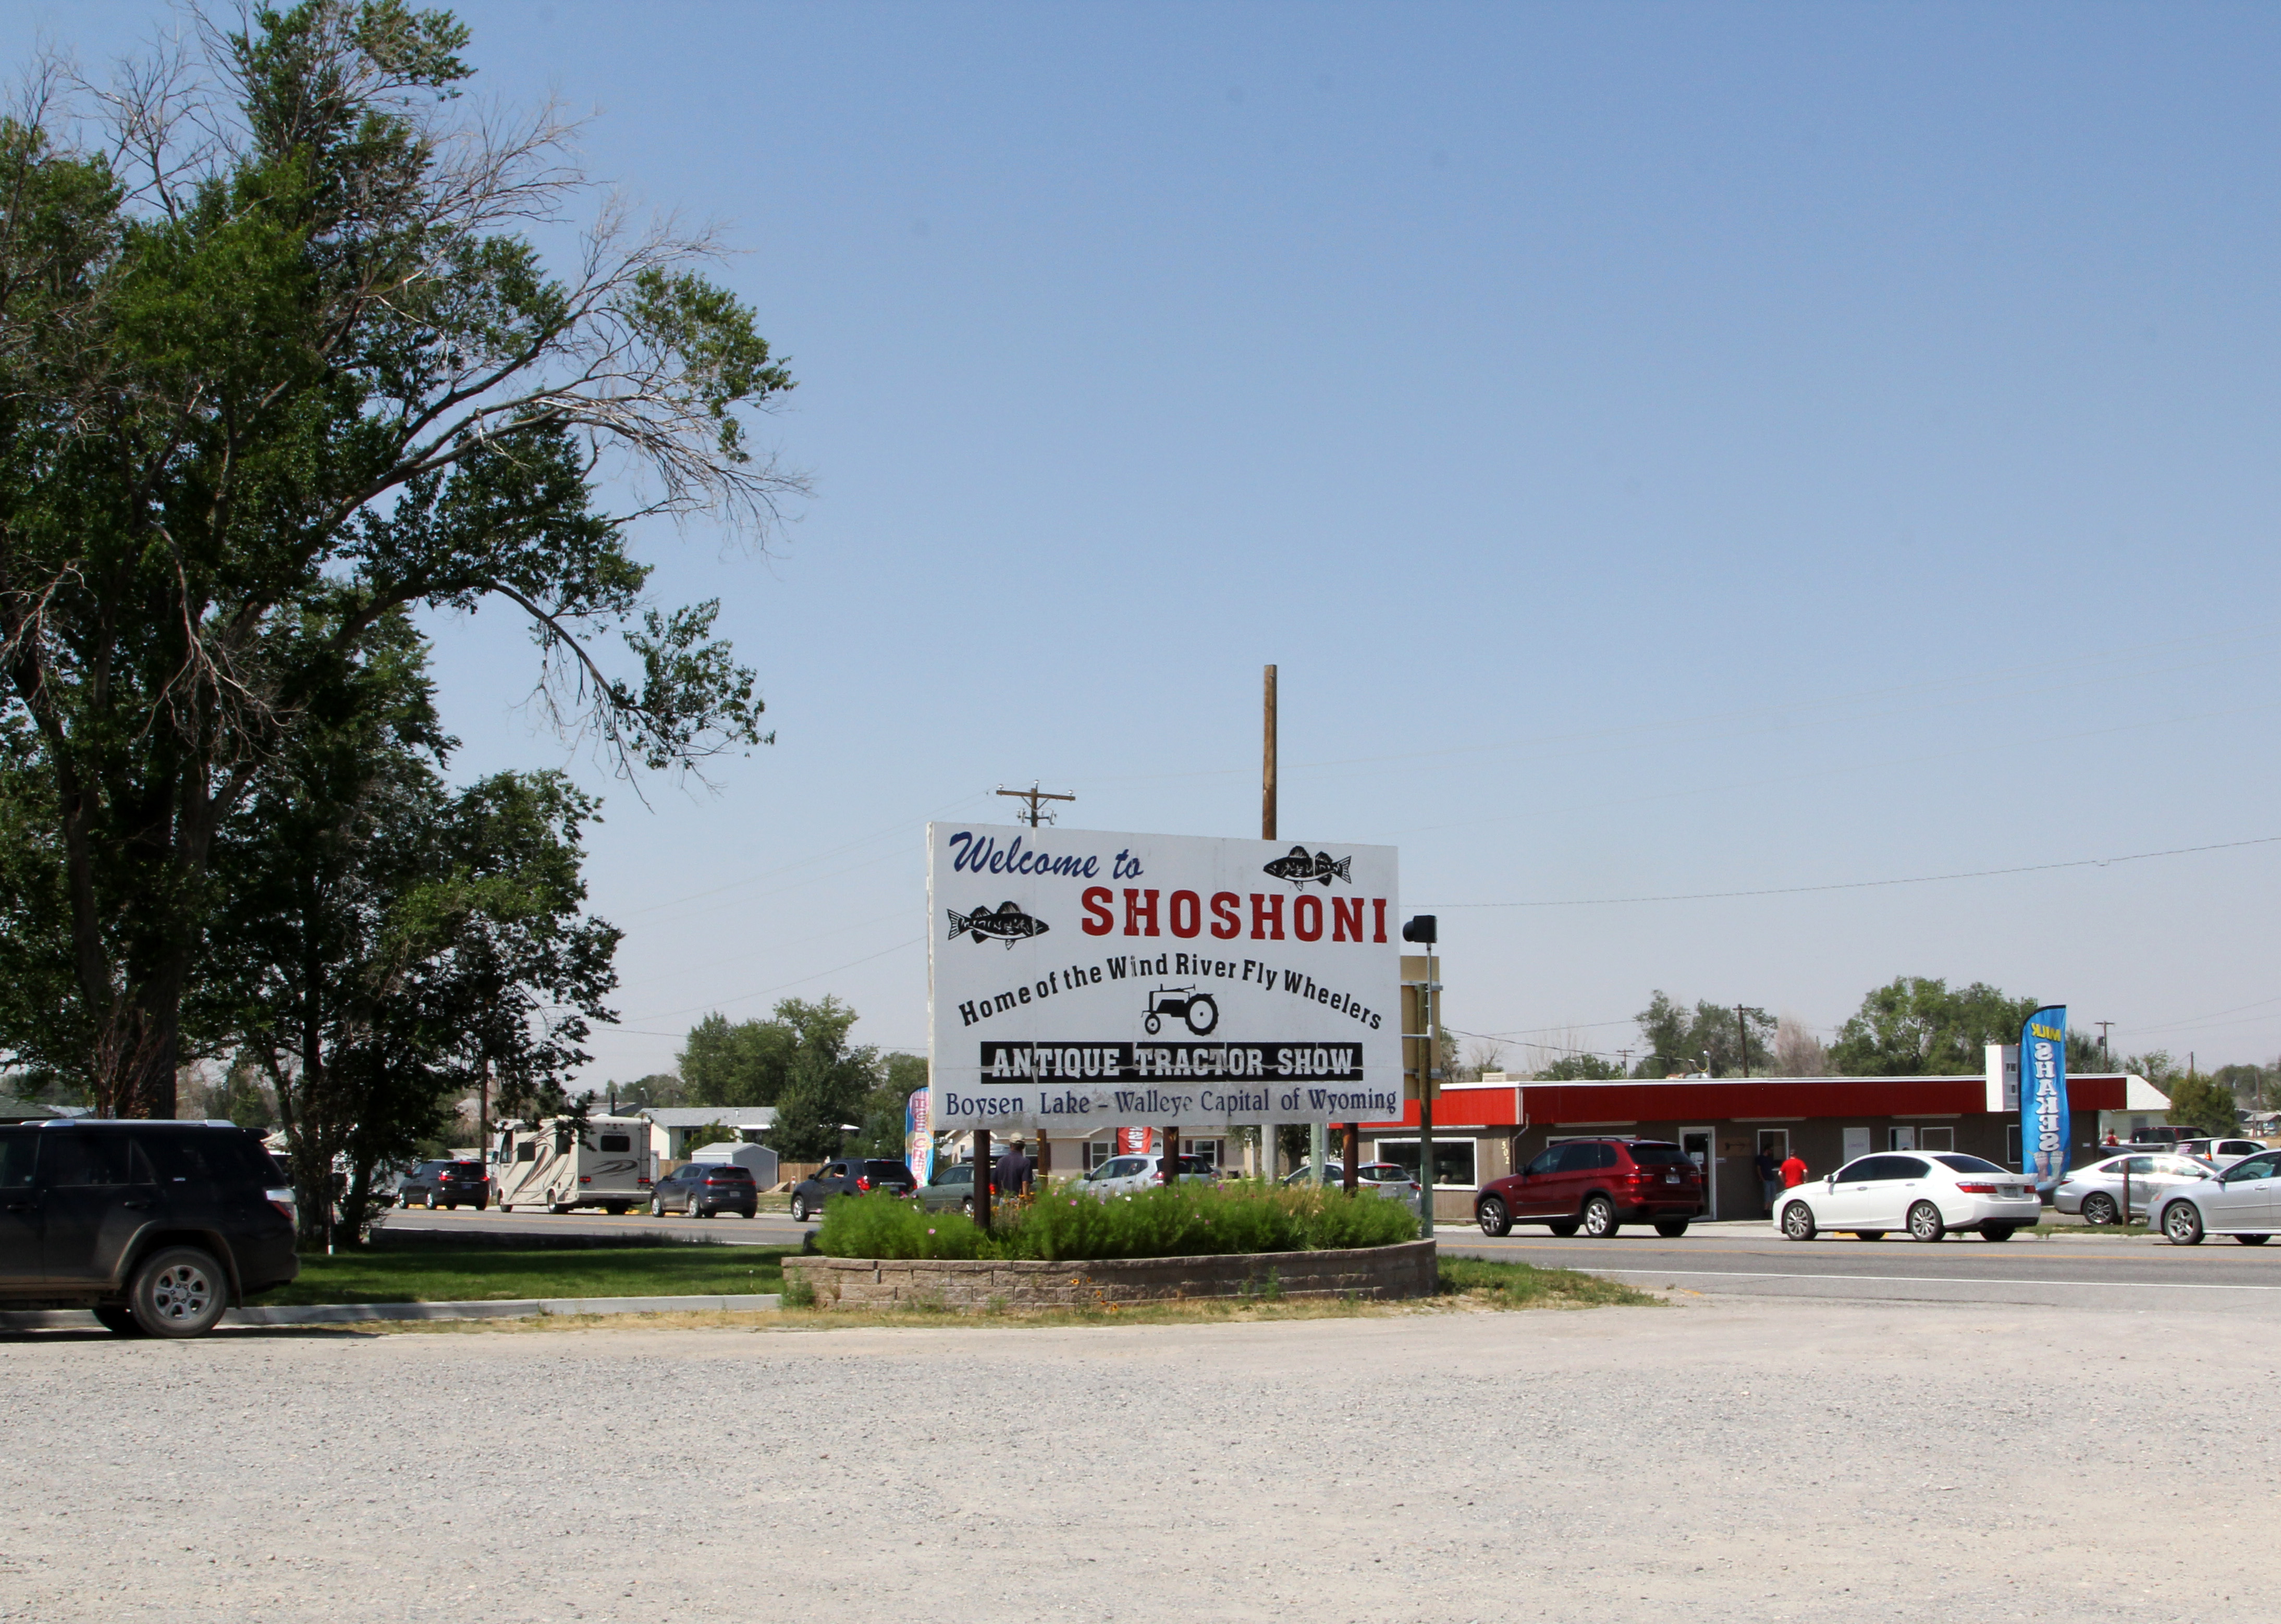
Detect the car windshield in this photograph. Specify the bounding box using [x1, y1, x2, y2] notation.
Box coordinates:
[1627, 1143, 1690, 1165]
[1932, 1154, 2006, 1174]
[449, 1162, 484, 1175]
[706, 1167, 752, 1181]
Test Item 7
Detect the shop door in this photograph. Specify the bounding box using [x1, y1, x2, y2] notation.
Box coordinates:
[1682, 1129, 1715, 1220]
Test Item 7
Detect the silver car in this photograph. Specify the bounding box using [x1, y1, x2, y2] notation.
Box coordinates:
[2053, 1153, 2217, 1225]
[1079, 1153, 1215, 1199]
[2147, 1148, 2281, 1245]
[1280, 1161, 1423, 1211]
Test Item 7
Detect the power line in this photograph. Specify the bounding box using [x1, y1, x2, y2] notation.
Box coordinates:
[1426, 833, 2281, 909]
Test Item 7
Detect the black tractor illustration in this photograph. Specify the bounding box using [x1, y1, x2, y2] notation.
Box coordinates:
[1143, 985, 1219, 1037]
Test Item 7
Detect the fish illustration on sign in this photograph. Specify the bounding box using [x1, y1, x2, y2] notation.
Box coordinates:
[1261, 845, 1353, 888]
[947, 901, 1051, 949]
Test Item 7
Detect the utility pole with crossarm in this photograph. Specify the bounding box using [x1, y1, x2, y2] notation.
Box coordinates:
[996, 782, 1074, 828]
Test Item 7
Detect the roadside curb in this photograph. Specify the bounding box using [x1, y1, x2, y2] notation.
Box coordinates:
[0, 1292, 783, 1331]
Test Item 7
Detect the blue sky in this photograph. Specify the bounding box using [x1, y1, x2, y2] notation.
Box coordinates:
[20, 2, 2281, 1080]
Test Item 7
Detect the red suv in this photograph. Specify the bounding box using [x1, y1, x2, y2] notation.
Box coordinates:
[1475, 1138, 1704, 1238]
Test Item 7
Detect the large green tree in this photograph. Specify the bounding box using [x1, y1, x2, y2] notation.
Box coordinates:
[0, 2, 794, 1116]
[1632, 993, 1775, 1078]
[2165, 1070, 2241, 1135]
[679, 996, 891, 1161]
[1538, 1053, 1626, 1081]
[1828, 977, 2038, 1076]
[679, 1010, 797, 1109]
[209, 613, 618, 1237]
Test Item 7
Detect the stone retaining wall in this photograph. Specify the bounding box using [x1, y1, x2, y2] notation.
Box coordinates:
[781, 1238, 1437, 1311]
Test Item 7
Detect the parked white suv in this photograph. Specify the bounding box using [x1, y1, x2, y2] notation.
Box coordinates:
[2172, 1138, 2270, 1169]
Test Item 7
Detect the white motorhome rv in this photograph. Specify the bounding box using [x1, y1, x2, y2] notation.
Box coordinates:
[493, 1116, 655, 1213]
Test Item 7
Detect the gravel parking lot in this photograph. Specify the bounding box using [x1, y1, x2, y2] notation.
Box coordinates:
[5, 1297, 2273, 1623]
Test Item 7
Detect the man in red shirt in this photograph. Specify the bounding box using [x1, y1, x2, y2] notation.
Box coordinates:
[1780, 1151, 1808, 1188]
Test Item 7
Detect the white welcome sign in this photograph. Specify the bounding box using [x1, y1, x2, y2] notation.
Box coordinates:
[927, 822, 1402, 1133]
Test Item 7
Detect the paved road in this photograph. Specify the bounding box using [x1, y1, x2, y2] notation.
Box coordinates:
[381, 1208, 2281, 1313]
[1439, 1221, 2281, 1311]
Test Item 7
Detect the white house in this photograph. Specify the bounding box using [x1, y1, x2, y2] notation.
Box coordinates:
[627, 1105, 779, 1163]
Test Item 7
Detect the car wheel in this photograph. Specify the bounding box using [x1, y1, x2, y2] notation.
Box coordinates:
[1477, 1196, 1511, 1237]
[127, 1246, 227, 1338]
[1781, 1200, 1817, 1241]
[1979, 1224, 2016, 1242]
[790, 1196, 809, 1222]
[649, 1198, 664, 1216]
[446, 1202, 458, 1211]
[2238, 1233, 2271, 1246]
[1653, 1219, 1689, 1238]
[92, 1306, 145, 1337]
[1907, 1201, 1946, 1242]
[1546, 1220, 1579, 1237]
[2163, 1201, 2204, 1246]
[1579, 1196, 1617, 1238]
[1850, 1231, 1885, 1241]
[475, 1199, 488, 1212]
[2081, 1191, 2119, 1226]
[424, 1191, 438, 1210]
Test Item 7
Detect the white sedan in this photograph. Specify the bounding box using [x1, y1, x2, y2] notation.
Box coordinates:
[1773, 1151, 2043, 1242]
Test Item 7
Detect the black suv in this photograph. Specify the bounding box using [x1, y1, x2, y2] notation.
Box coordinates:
[789, 1157, 916, 1221]
[396, 1159, 491, 1210]
[649, 1162, 757, 1219]
[0, 1121, 299, 1337]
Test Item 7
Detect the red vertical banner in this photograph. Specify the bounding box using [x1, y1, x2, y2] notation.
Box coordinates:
[1116, 1127, 1154, 1155]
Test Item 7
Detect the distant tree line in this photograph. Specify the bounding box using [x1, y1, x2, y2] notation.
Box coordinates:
[670, 998, 924, 1161]
[1513, 976, 2268, 1134]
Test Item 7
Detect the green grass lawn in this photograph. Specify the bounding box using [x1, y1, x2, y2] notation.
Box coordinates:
[1436, 1256, 1660, 1308]
[255, 1245, 793, 1305]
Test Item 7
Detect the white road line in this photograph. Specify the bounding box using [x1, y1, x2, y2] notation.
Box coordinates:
[1578, 1267, 2281, 1291]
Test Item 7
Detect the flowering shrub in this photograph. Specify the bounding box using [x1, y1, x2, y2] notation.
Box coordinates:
[814, 1183, 1417, 1262]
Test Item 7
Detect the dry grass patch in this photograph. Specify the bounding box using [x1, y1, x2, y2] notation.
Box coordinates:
[1434, 1257, 1661, 1309]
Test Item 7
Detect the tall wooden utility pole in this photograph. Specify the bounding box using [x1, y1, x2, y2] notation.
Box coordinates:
[1262, 665, 1278, 844]
[997, 783, 1074, 828]
[1259, 665, 1277, 1183]
[1736, 1005, 1750, 1078]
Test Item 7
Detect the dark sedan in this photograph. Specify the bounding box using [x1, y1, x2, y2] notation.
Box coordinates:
[397, 1159, 491, 1210]
[649, 1162, 757, 1219]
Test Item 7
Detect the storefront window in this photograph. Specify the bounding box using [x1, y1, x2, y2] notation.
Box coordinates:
[1376, 1139, 1476, 1188]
